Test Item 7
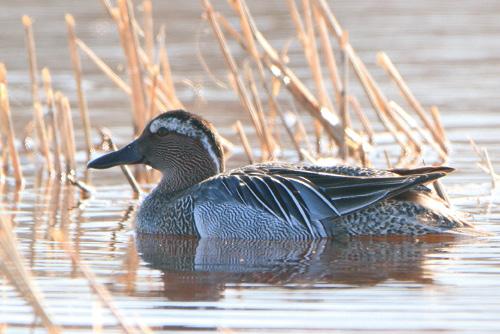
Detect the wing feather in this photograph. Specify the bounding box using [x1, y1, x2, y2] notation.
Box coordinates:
[215, 165, 447, 232]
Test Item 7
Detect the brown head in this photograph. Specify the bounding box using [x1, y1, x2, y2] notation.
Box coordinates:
[88, 110, 225, 193]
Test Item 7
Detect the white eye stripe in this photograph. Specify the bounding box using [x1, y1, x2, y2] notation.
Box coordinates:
[149, 117, 221, 172]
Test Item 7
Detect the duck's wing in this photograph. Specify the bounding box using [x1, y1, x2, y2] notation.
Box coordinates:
[214, 166, 447, 234]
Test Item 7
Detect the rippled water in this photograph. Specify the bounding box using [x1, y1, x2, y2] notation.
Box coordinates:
[1, 0, 500, 333]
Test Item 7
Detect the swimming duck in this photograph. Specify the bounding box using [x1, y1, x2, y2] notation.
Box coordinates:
[88, 110, 471, 239]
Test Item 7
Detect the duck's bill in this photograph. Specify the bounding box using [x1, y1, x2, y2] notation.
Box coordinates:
[87, 140, 144, 169]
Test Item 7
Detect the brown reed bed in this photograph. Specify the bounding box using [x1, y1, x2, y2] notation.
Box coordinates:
[0, 1, 466, 331]
[200, 0, 452, 168]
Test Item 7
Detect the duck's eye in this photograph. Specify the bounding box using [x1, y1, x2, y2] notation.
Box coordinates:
[156, 127, 169, 137]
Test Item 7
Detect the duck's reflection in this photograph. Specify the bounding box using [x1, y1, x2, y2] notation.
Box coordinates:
[136, 234, 459, 301]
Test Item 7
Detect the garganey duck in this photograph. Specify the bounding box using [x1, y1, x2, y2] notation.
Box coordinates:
[88, 110, 473, 239]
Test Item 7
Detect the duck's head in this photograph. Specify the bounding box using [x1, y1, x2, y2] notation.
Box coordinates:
[88, 110, 225, 192]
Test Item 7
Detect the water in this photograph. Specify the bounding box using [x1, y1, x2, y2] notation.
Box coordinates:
[1, 0, 500, 333]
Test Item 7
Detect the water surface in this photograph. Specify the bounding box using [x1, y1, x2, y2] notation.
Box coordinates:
[1, 0, 500, 333]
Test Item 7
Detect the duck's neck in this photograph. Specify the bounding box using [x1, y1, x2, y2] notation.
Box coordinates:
[157, 154, 221, 195]
[158, 167, 214, 194]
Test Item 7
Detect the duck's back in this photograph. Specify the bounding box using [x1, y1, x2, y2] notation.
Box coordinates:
[184, 164, 470, 239]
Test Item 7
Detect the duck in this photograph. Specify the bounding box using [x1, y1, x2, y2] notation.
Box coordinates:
[88, 109, 473, 240]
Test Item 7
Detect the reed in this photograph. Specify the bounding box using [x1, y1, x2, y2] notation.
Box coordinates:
[62, 96, 77, 174]
[338, 31, 350, 160]
[0, 64, 7, 183]
[470, 138, 498, 189]
[430, 106, 448, 149]
[76, 38, 131, 94]
[117, 0, 148, 135]
[0, 216, 61, 333]
[42, 68, 63, 176]
[66, 173, 93, 197]
[54, 92, 76, 174]
[234, 120, 255, 164]
[33, 102, 53, 174]
[348, 95, 374, 143]
[313, 5, 342, 106]
[22, 15, 40, 104]
[147, 66, 159, 120]
[233, 0, 304, 160]
[99, 128, 142, 195]
[159, 44, 182, 108]
[241, 3, 359, 150]
[0, 83, 24, 187]
[142, 0, 154, 62]
[51, 229, 146, 334]
[203, 0, 271, 158]
[0, 63, 6, 84]
[0, 137, 4, 184]
[66, 14, 93, 161]
[377, 52, 446, 151]
[390, 101, 447, 161]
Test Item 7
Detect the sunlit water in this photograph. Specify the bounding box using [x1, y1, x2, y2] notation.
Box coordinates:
[1, 0, 500, 333]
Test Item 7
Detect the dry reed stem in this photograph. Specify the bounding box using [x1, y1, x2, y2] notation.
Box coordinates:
[482, 148, 497, 189]
[0, 138, 4, 184]
[377, 52, 446, 151]
[345, 49, 406, 149]
[430, 106, 448, 147]
[359, 58, 421, 155]
[432, 180, 450, 205]
[312, 0, 414, 155]
[147, 66, 159, 120]
[99, 0, 115, 18]
[99, 128, 142, 195]
[234, 121, 255, 164]
[61, 96, 78, 174]
[390, 101, 448, 160]
[0, 84, 23, 187]
[142, 0, 154, 61]
[66, 14, 93, 161]
[159, 44, 183, 109]
[33, 102, 53, 173]
[51, 230, 144, 334]
[470, 138, 498, 188]
[203, 0, 270, 156]
[0, 217, 61, 333]
[300, 0, 332, 152]
[54, 94, 69, 173]
[66, 173, 93, 197]
[54, 92, 73, 174]
[286, 0, 307, 46]
[101, 0, 145, 38]
[387, 103, 422, 154]
[138, 50, 175, 109]
[313, 4, 342, 106]
[42, 68, 63, 176]
[78, 37, 169, 112]
[338, 31, 350, 160]
[0, 64, 7, 183]
[229, 5, 353, 149]
[348, 95, 374, 142]
[235, 0, 304, 160]
[22, 16, 40, 104]
[358, 142, 369, 168]
[384, 150, 393, 168]
[0, 63, 6, 84]
[301, 0, 335, 114]
[118, 0, 148, 135]
[76, 38, 131, 94]
[244, 65, 275, 160]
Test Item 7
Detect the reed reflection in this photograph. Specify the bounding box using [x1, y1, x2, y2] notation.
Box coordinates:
[136, 234, 459, 301]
